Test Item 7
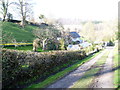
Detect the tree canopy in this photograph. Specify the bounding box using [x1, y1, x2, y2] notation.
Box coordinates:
[33, 25, 61, 50]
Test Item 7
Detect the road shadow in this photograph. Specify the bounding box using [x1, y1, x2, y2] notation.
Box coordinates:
[48, 65, 120, 88]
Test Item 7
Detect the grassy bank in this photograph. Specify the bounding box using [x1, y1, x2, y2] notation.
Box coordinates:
[113, 45, 119, 88]
[1, 21, 37, 42]
[27, 50, 102, 88]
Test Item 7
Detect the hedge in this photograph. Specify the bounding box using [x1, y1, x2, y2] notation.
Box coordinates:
[2, 49, 86, 88]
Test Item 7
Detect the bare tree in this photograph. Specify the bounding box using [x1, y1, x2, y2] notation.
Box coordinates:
[7, 12, 13, 21]
[27, 11, 34, 23]
[14, 0, 33, 28]
[0, 0, 12, 21]
[39, 14, 48, 24]
[39, 14, 44, 22]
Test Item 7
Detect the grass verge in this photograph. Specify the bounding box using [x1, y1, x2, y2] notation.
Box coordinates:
[71, 50, 110, 88]
[26, 50, 102, 88]
[113, 45, 120, 88]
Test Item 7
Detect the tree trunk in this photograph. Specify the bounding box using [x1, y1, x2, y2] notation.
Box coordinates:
[42, 39, 47, 50]
[20, 0, 26, 28]
[3, 16, 6, 22]
[2, 11, 7, 22]
[2, 0, 8, 22]
[21, 16, 25, 28]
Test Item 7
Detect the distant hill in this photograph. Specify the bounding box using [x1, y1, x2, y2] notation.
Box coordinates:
[1, 21, 38, 43]
[57, 18, 102, 25]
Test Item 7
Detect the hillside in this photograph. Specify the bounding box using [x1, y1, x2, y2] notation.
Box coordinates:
[1, 21, 38, 43]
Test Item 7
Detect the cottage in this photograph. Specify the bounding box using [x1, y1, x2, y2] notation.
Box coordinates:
[67, 32, 83, 51]
[67, 44, 81, 51]
[69, 32, 83, 43]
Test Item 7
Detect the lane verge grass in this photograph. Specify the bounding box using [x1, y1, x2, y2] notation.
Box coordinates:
[113, 45, 120, 88]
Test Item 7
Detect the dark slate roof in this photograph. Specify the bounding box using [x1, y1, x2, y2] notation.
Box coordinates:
[69, 32, 80, 38]
[8, 19, 21, 23]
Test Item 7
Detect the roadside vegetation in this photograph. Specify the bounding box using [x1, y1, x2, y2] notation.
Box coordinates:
[2, 48, 87, 88]
[113, 45, 119, 89]
[27, 50, 102, 88]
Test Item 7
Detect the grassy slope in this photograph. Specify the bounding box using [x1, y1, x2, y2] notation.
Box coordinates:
[1, 21, 37, 42]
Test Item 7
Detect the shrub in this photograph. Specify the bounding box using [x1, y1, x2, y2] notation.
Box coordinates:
[59, 38, 65, 50]
[2, 49, 86, 88]
[46, 40, 57, 50]
[83, 45, 95, 54]
[107, 40, 115, 46]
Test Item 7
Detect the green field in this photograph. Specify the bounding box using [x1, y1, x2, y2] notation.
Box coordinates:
[1, 21, 38, 42]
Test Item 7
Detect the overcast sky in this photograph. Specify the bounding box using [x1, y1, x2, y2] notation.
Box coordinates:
[0, 0, 119, 21]
[32, 0, 119, 21]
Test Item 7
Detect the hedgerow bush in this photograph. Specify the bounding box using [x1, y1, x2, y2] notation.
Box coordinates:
[83, 45, 95, 54]
[2, 49, 86, 88]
